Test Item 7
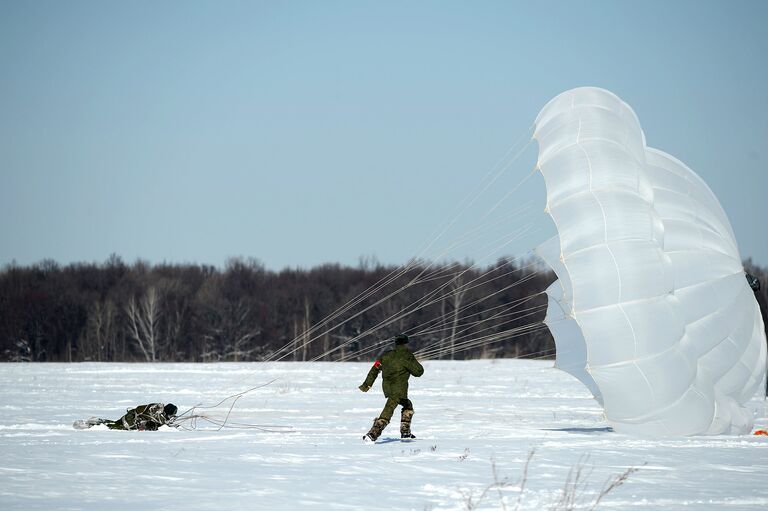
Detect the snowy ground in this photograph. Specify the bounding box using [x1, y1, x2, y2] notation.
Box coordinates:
[1, 360, 767, 510]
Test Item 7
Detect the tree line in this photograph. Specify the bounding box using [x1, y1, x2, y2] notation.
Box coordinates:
[1, 256, 765, 363]
[0, 255, 556, 362]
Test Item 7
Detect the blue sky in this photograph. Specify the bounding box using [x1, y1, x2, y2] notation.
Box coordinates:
[1, 0, 766, 269]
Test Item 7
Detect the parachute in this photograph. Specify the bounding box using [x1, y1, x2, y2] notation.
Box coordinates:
[533, 87, 766, 436]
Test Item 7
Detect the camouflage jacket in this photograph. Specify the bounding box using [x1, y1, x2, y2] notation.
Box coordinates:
[107, 403, 174, 431]
[362, 344, 424, 398]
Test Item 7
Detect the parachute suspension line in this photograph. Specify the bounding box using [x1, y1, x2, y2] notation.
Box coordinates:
[416, 323, 549, 360]
[296, 225, 540, 364]
[275, 263, 432, 363]
[359, 252, 542, 344]
[407, 128, 534, 264]
[517, 347, 557, 360]
[310, 273, 473, 362]
[290, 126, 537, 363]
[264, 245, 499, 364]
[401, 157, 539, 289]
[411, 302, 543, 342]
[173, 408, 293, 432]
[339, 293, 546, 362]
[411, 290, 544, 337]
[477, 165, 540, 226]
[383, 260, 545, 347]
[460, 125, 535, 209]
[406, 200, 538, 282]
[338, 336, 391, 363]
[365, 132, 535, 301]
[265, 125, 539, 366]
[353, 216, 537, 337]
[402, 266, 546, 339]
[366, 162, 542, 356]
[281, 256, 544, 366]
[413, 299, 547, 359]
[416, 326, 543, 361]
[472, 225, 540, 264]
[277, 256, 460, 364]
[422, 323, 549, 360]
[172, 380, 294, 432]
[408, 261, 467, 285]
[413, 248, 540, 312]
[402, 152, 538, 290]
[268, 226, 535, 363]
[175, 381, 278, 421]
[401, 227, 536, 312]
[420, 271, 543, 322]
[419, 305, 548, 358]
[317, 263, 545, 363]
[402, 294, 542, 360]
[263, 257, 424, 362]
[336, 279, 546, 363]
[405, 261, 549, 361]
[270, 126, 537, 364]
[413, 299, 546, 340]
[399, 128, 536, 285]
[402, 216, 533, 289]
[409, 213, 538, 287]
[175, 415, 293, 432]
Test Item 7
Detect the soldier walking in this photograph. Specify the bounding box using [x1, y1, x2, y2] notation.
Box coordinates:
[359, 334, 424, 442]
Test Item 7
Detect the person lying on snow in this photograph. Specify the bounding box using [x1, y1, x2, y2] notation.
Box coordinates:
[359, 334, 424, 442]
[74, 403, 178, 430]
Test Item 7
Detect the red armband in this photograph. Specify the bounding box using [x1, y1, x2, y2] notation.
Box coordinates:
[373, 360, 382, 369]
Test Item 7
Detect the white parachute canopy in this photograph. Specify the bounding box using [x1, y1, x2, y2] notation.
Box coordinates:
[533, 87, 766, 436]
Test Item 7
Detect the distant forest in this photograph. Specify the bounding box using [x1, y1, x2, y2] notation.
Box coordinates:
[0, 256, 556, 362]
[1, 256, 766, 363]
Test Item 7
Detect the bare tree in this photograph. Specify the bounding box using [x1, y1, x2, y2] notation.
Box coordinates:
[204, 298, 261, 361]
[125, 287, 162, 362]
[301, 297, 310, 361]
[226, 299, 262, 361]
[448, 275, 466, 360]
[84, 300, 117, 361]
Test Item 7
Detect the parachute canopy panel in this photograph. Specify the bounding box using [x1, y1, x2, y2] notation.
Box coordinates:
[534, 87, 766, 436]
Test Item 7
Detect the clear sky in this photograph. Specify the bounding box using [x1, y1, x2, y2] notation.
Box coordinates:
[1, 0, 766, 270]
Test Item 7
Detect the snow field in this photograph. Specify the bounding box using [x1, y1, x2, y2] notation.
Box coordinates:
[1, 360, 767, 510]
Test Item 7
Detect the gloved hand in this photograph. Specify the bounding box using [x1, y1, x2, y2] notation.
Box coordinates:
[358, 384, 370, 392]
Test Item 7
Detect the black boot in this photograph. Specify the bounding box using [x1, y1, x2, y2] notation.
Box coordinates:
[400, 409, 415, 439]
[364, 417, 389, 442]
